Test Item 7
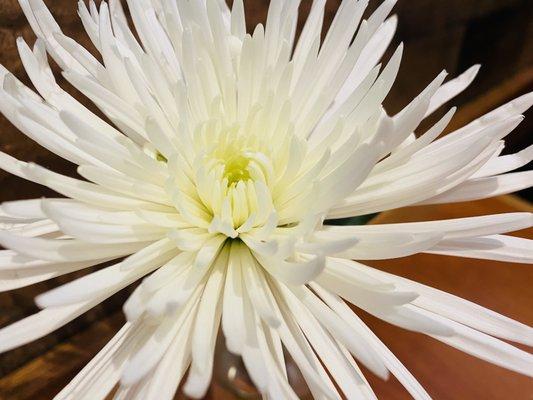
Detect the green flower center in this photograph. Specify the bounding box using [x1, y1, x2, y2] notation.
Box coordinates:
[224, 154, 251, 185]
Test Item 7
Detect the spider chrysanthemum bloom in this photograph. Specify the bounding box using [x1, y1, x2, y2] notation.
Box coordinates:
[0, 0, 532, 398]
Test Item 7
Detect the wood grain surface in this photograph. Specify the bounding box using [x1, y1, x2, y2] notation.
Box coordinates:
[0, 1, 532, 399]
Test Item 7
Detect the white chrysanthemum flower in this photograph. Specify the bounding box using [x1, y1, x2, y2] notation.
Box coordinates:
[0, 0, 532, 398]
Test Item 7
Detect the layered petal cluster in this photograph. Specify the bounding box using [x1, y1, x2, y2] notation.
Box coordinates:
[0, 0, 532, 399]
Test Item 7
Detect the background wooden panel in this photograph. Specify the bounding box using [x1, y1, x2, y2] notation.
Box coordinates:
[0, 0, 532, 399]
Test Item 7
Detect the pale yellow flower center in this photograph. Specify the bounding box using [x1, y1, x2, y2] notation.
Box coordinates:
[224, 153, 251, 186]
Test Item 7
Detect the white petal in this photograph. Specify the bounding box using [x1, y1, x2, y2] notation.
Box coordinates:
[427, 235, 533, 264]
[272, 287, 341, 399]
[121, 287, 200, 387]
[0, 231, 147, 262]
[440, 92, 532, 146]
[35, 239, 177, 307]
[278, 285, 369, 399]
[0, 297, 104, 353]
[426, 65, 480, 117]
[473, 144, 533, 178]
[221, 242, 247, 354]
[1, 219, 59, 238]
[0, 258, 106, 292]
[47, 214, 168, 244]
[291, 285, 390, 380]
[316, 266, 418, 311]
[312, 284, 432, 400]
[326, 213, 533, 240]
[316, 230, 443, 260]
[421, 171, 533, 205]
[78, 165, 171, 205]
[258, 252, 325, 286]
[183, 249, 227, 398]
[375, 106, 456, 172]
[1, 199, 48, 219]
[336, 16, 398, 104]
[141, 315, 194, 400]
[240, 245, 281, 327]
[431, 318, 533, 377]
[353, 262, 533, 346]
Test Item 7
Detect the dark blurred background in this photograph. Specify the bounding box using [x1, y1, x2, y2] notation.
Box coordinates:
[0, 1, 532, 399]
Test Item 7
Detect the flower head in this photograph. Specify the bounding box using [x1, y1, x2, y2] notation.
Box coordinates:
[0, 0, 532, 399]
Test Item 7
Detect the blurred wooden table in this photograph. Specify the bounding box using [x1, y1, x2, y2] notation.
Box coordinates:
[0, 195, 531, 400]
